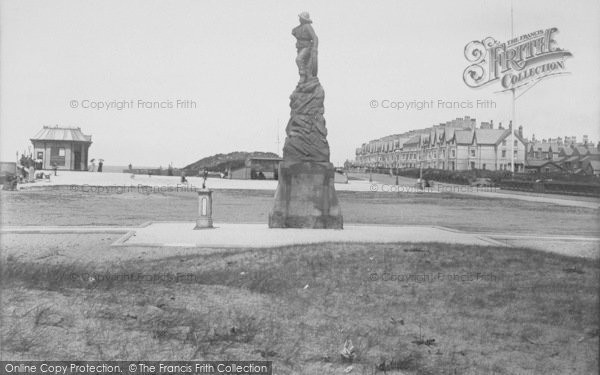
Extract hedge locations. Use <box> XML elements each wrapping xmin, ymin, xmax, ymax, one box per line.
<box><xmin>498</xmin><ymin>179</ymin><xmax>600</xmax><ymax>197</ymax></box>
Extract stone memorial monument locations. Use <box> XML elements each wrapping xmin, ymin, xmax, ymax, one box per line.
<box><xmin>269</xmin><ymin>12</ymin><xmax>343</xmax><ymax>229</ymax></box>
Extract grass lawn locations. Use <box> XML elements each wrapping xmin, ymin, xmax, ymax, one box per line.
<box><xmin>1</xmin><ymin>188</ymin><xmax>598</xmax><ymax>373</ymax></box>
<box><xmin>1</xmin><ymin>188</ymin><xmax>598</xmax><ymax>236</ymax></box>
<box><xmin>1</xmin><ymin>238</ymin><xmax>598</xmax><ymax>374</ymax></box>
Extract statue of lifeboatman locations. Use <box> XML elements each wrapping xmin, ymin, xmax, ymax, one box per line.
<box><xmin>292</xmin><ymin>12</ymin><xmax>318</xmax><ymax>83</ymax></box>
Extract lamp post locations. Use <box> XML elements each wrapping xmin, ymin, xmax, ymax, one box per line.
<box><xmin>418</xmin><ymin>148</ymin><xmax>424</xmax><ymax>190</ymax></box>
<box><xmin>395</xmin><ymin>154</ymin><xmax>399</xmax><ymax>186</ymax></box>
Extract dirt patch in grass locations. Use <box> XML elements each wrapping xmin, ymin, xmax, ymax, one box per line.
<box><xmin>1</xmin><ymin>242</ymin><xmax>598</xmax><ymax>374</ymax></box>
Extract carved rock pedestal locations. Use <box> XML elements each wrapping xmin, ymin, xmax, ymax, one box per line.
<box><xmin>269</xmin><ymin>160</ymin><xmax>343</xmax><ymax>229</ymax></box>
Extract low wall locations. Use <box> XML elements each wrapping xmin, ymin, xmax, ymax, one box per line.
<box><xmin>0</xmin><ymin>162</ymin><xmax>17</xmax><ymax>175</ymax></box>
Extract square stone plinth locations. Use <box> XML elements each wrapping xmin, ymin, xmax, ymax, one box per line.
<box><xmin>269</xmin><ymin>161</ymin><xmax>343</xmax><ymax>229</ymax></box>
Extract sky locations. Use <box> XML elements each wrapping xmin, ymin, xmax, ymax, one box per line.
<box><xmin>1</xmin><ymin>0</ymin><xmax>598</xmax><ymax>167</ymax></box>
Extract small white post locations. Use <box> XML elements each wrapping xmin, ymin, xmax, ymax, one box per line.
<box><xmin>194</xmin><ymin>188</ymin><xmax>214</xmax><ymax>229</ymax></box>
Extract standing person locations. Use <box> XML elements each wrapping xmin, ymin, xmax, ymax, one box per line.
<box><xmin>202</xmin><ymin>169</ymin><xmax>208</xmax><ymax>189</ymax></box>
<box><xmin>51</xmin><ymin>162</ymin><xmax>58</xmax><ymax>176</ymax></box>
<box><xmin>19</xmin><ymin>154</ymin><xmax>27</xmax><ymax>168</ymax></box>
<box><xmin>18</xmin><ymin>155</ymin><xmax>27</xmax><ymax>182</ymax></box>
<box><xmin>27</xmin><ymin>156</ymin><xmax>35</xmax><ymax>180</ymax></box>
<box><xmin>28</xmin><ymin>159</ymin><xmax>35</xmax><ymax>182</ymax></box>
<box><xmin>20</xmin><ymin>165</ymin><xmax>27</xmax><ymax>182</ymax></box>
<box><xmin>97</xmin><ymin>159</ymin><xmax>103</xmax><ymax>172</ymax></box>
<box><xmin>89</xmin><ymin>159</ymin><xmax>96</xmax><ymax>172</ymax></box>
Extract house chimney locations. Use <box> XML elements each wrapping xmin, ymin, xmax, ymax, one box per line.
<box><xmin>583</xmin><ymin>135</ymin><xmax>588</xmax><ymax>145</ymax></box>
<box><xmin>499</xmin><ymin>122</ymin><xmax>504</xmax><ymax>129</ymax></box>
<box><xmin>518</xmin><ymin>125</ymin><xmax>523</xmax><ymax>138</ymax></box>
<box><xmin>490</xmin><ymin>120</ymin><xmax>494</xmax><ymax>129</ymax></box>
<box><xmin>532</xmin><ymin>133</ymin><xmax>536</xmax><ymax>142</ymax></box>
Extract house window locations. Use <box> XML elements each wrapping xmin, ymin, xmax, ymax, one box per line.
<box><xmin>451</xmin><ymin>150</ymin><xmax>455</xmax><ymax>158</ymax></box>
<box><xmin>470</xmin><ymin>162</ymin><xmax>476</xmax><ymax>170</ymax></box>
<box><xmin>470</xmin><ymin>149</ymin><xmax>476</xmax><ymax>157</ymax></box>
<box><xmin>502</xmin><ymin>140</ymin><xmax>507</xmax><ymax>146</ymax></box>
<box><xmin>482</xmin><ymin>164</ymin><xmax>486</xmax><ymax>170</ymax></box>
<box><xmin>502</xmin><ymin>150</ymin><xmax>506</xmax><ymax>157</ymax></box>
<box><xmin>514</xmin><ymin>140</ymin><xmax>518</xmax><ymax>147</ymax></box>
<box><xmin>514</xmin><ymin>150</ymin><xmax>518</xmax><ymax>156</ymax></box>
<box><xmin>37</xmin><ymin>151</ymin><xmax>43</xmax><ymax>159</ymax></box>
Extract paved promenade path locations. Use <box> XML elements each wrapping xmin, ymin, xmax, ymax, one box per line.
<box><xmin>2</xmin><ymin>223</ymin><xmax>598</xmax><ymax>259</ymax></box>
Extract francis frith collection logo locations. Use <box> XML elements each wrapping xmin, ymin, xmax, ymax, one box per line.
<box><xmin>463</xmin><ymin>27</ymin><xmax>572</xmax><ymax>91</ymax></box>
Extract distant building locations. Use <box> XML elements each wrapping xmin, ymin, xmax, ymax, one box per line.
<box><xmin>229</xmin><ymin>157</ymin><xmax>282</xmax><ymax>180</ymax></box>
<box><xmin>228</xmin><ymin>156</ymin><xmax>349</xmax><ymax>183</ymax></box>
<box><xmin>529</xmin><ymin>135</ymin><xmax>600</xmax><ymax>175</ymax></box>
<box><xmin>354</xmin><ymin>116</ymin><xmax>527</xmax><ymax>172</ymax></box>
<box><xmin>584</xmin><ymin>160</ymin><xmax>600</xmax><ymax>176</ymax></box>
<box><xmin>30</xmin><ymin>126</ymin><xmax>92</xmax><ymax>170</ymax></box>
<box><xmin>524</xmin><ymin>159</ymin><xmax>564</xmax><ymax>174</ymax></box>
